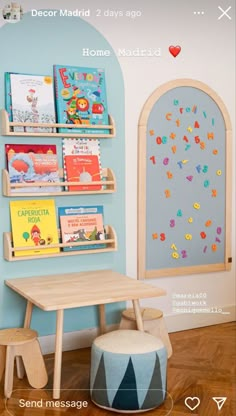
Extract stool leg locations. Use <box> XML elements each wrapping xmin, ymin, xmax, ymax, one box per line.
<box><xmin>158</xmin><ymin>318</ymin><xmax>172</xmax><ymax>358</ymax></box>
<box><xmin>0</xmin><ymin>345</ymin><xmax>6</xmax><ymax>382</ymax></box>
<box><xmin>4</xmin><ymin>346</ymin><xmax>15</xmax><ymax>399</ymax></box>
<box><xmin>16</xmin><ymin>357</ymin><xmax>25</xmax><ymax>379</ymax></box>
<box><xmin>15</xmin><ymin>341</ymin><xmax>48</xmax><ymax>389</ymax></box>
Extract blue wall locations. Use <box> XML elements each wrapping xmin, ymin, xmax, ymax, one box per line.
<box><xmin>0</xmin><ymin>13</ymin><xmax>125</xmax><ymax>335</ymax></box>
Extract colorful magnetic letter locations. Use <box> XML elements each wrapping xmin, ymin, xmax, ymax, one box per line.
<box><xmin>174</xmin><ymin>99</ymin><xmax>179</xmax><ymax>105</ymax></box>
<box><xmin>216</xmin><ymin>170</ymin><xmax>222</xmax><ymax>176</ymax></box>
<box><xmin>177</xmin><ymin>161</ymin><xmax>183</xmax><ymax>169</ymax></box>
<box><xmin>170</xmin><ymin>219</ymin><xmax>175</xmax><ymax>228</ymax></box>
<box><xmin>176</xmin><ymin>119</ymin><xmax>180</xmax><ymax>127</ymax></box>
<box><xmin>203</xmin><ymin>246</ymin><xmax>207</xmax><ymax>253</ymax></box>
<box><xmin>150</xmin><ymin>156</ymin><xmax>156</xmax><ymax>164</ymax></box>
<box><xmin>172</xmin><ymin>252</ymin><xmax>179</xmax><ymax>259</ymax></box>
<box><xmin>183</xmin><ymin>135</ymin><xmax>189</xmax><ymax>142</ymax></box>
<box><xmin>216</xmin><ymin>227</ymin><xmax>222</xmax><ymax>235</ymax></box>
<box><xmin>193</xmin><ymin>202</ymin><xmax>200</xmax><ymax>209</ymax></box>
<box><xmin>185</xmin><ymin>234</ymin><xmax>192</xmax><ymax>240</ymax></box>
<box><xmin>181</xmin><ymin>250</ymin><xmax>187</xmax><ymax>258</ymax></box>
<box><xmin>162</xmin><ymin>136</ymin><xmax>167</xmax><ymax>144</ymax></box>
<box><xmin>156</xmin><ymin>136</ymin><xmax>162</xmax><ymax>145</ymax></box>
<box><xmin>165</xmin><ymin>189</ymin><xmax>171</xmax><ymax>198</ymax></box>
<box><xmin>171</xmin><ymin>243</ymin><xmax>177</xmax><ymax>250</ymax></box>
<box><xmin>166</xmin><ymin>113</ymin><xmax>172</xmax><ymax>120</ymax></box>
<box><xmin>205</xmin><ymin>220</ymin><xmax>212</xmax><ymax>227</ymax></box>
<box><xmin>215</xmin><ymin>237</ymin><xmax>221</xmax><ymax>243</ymax></box>
<box><xmin>152</xmin><ymin>233</ymin><xmax>158</xmax><ymax>240</ymax></box>
<box><xmin>167</xmin><ymin>171</ymin><xmax>173</xmax><ymax>179</ymax></box>
<box><xmin>202</xmin><ymin>165</ymin><xmax>208</xmax><ymax>173</ymax></box>
<box><xmin>163</xmin><ymin>157</ymin><xmax>169</xmax><ymax>166</ymax></box>
<box><xmin>188</xmin><ymin>217</ymin><xmax>193</xmax><ymax>223</ymax></box>
<box><xmin>186</xmin><ymin>176</ymin><xmax>193</xmax><ymax>181</ymax></box>
<box><xmin>149</xmin><ymin>130</ymin><xmax>154</xmax><ymax>136</ymax></box>
<box><xmin>212</xmin><ymin>244</ymin><xmax>217</xmax><ymax>252</ymax></box>
<box><xmin>170</xmin><ymin>132</ymin><xmax>176</xmax><ymax>139</ymax></box>
<box><xmin>171</xmin><ymin>145</ymin><xmax>177</xmax><ymax>154</ymax></box>
<box><xmin>185</xmin><ymin>144</ymin><xmax>191</xmax><ymax>151</ymax></box>
<box><xmin>212</xmin><ymin>189</ymin><xmax>217</xmax><ymax>197</ymax></box>
<box><xmin>196</xmin><ymin>165</ymin><xmax>201</xmax><ymax>173</ymax></box>
<box><xmin>195</xmin><ymin>136</ymin><xmax>200</xmax><ymax>144</ymax></box>
<box><xmin>200</xmin><ymin>141</ymin><xmax>206</xmax><ymax>150</ymax></box>
<box><xmin>213</xmin><ymin>149</ymin><xmax>218</xmax><ymax>155</ymax></box>
<box><xmin>187</xmin><ymin>126</ymin><xmax>193</xmax><ymax>133</ymax></box>
<box><xmin>204</xmin><ymin>180</ymin><xmax>210</xmax><ymax>188</ymax></box>
<box><xmin>194</xmin><ymin>121</ymin><xmax>200</xmax><ymax>128</ymax></box>
<box><xmin>177</xmin><ymin>209</ymin><xmax>183</xmax><ymax>217</ymax></box>
<box><xmin>208</xmin><ymin>132</ymin><xmax>214</xmax><ymax>140</ymax></box>
<box><xmin>160</xmin><ymin>233</ymin><xmax>166</xmax><ymax>241</ymax></box>
<box><xmin>200</xmin><ymin>232</ymin><xmax>206</xmax><ymax>239</ymax></box>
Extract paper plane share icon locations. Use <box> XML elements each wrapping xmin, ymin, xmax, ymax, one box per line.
<box><xmin>212</xmin><ymin>397</ymin><xmax>227</xmax><ymax>411</ymax></box>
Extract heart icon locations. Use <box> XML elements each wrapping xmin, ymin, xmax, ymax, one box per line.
<box><xmin>169</xmin><ymin>45</ymin><xmax>181</xmax><ymax>58</ymax></box>
<box><xmin>185</xmin><ymin>397</ymin><xmax>201</xmax><ymax>411</ymax></box>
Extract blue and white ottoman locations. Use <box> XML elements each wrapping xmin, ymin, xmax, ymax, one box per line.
<box><xmin>90</xmin><ymin>329</ymin><xmax>167</xmax><ymax>413</ymax></box>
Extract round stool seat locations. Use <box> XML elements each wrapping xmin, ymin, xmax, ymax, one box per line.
<box><xmin>120</xmin><ymin>308</ymin><xmax>173</xmax><ymax>358</ymax></box>
<box><xmin>90</xmin><ymin>329</ymin><xmax>167</xmax><ymax>413</ymax></box>
<box><xmin>0</xmin><ymin>328</ymin><xmax>38</xmax><ymax>346</ymax></box>
<box><xmin>122</xmin><ymin>308</ymin><xmax>163</xmax><ymax>321</ymax></box>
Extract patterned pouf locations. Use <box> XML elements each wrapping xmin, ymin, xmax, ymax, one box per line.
<box><xmin>90</xmin><ymin>329</ymin><xmax>167</xmax><ymax>413</ymax></box>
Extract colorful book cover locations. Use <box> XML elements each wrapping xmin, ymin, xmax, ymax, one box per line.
<box><xmin>64</xmin><ymin>154</ymin><xmax>101</xmax><ymax>191</ymax></box>
<box><xmin>10</xmin><ymin>199</ymin><xmax>60</xmax><ymax>257</ymax></box>
<box><xmin>58</xmin><ymin>205</ymin><xmax>106</xmax><ymax>251</ymax></box>
<box><xmin>62</xmin><ymin>138</ymin><xmax>102</xmax><ymax>188</ymax></box>
<box><xmin>7</xmin><ymin>151</ymin><xmax>61</xmax><ymax>193</ymax></box>
<box><xmin>53</xmin><ymin>65</ymin><xmax>109</xmax><ymax>134</ymax></box>
<box><xmin>8</xmin><ymin>73</ymin><xmax>56</xmax><ymax>133</ymax></box>
<box><xmin>5</xmin><ymin>143</ymin><xmax>57</xmax><ymax>167</ymax></box>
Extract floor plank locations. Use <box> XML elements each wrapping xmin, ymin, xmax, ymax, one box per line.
<box><xmin>0</xmin><ymin>322</ymin><xmax>235</xmax><ymax>415</ymax></box>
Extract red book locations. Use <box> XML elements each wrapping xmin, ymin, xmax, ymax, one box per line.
<box><xmin>5</xmin><ymin>144</ymin><xmax>57</xmax><ymax>168</ymax></box>
<box><xmin>64</xmin><ymin>154</ymin><xmax>102</xmax><ymax>191</ymax></box>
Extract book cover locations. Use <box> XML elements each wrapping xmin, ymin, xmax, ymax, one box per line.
<box><xmin>8</xmin><ymin>73</ymin><xmax>56</xmax><ymax>133</ymax></box>
<box><xmin>58</xmin><ymin>205</ymin><xmax>106</xmax><ymax>251</ymax></box>
<box><xmin>53</xmin><ymin>65</ymin><xmax>109</xmax><ymax>134</ymax></box>
<box><xmin>7</xmin><ymin>151</ymin><xmax>61</xmax><ymax>193</ymax></box>
<box><xmin>62</xmin><ymin>138</ymin><xmax>102</xmax><ymax>187</ymax></box>
<box><xmin>10</xmin><ymin>199</ymin><xmax>60</xmax><ymax>257</ymax></box>
<box><xmin>64</xmin><ymin>154</ymin><xmax>102</xmax><ymax>191</ymax></box>
<box><xmin>5</xmin><ymin>143</ymin><xmax>57</xmax><ymax>167</ymax></box>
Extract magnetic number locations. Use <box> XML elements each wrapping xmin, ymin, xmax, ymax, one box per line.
<box><xmin>170</xmin><ymin>219</ymin><xmax>175</xmax><ymax>228</ymax></box>
<box><xmin>172</xmin><ymin>252</ymin><xmax>179</xmax><ymax>259</ymax></box>
<box><xmin>160</xmin><ymin>233</ymin><xmax>166</xmax><ymax>241</ymax></box>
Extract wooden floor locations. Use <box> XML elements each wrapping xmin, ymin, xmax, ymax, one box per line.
<box><xmin>0</xmin><ymin>322</ymin><xmax>235</xmax><ymax>415</ymax></box>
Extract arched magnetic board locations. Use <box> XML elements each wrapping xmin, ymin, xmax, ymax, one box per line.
<box><xmin>138</xmin><ymin>79</ymin><xmax>232</xmax><ymax>279</ymax></box>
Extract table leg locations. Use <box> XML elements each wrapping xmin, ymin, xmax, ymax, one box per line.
<box><xmin>24</xmin><ymin>301</ymin><xmax>33</xmax><ymax>328</ymax></box>
<box><xmin>132</xmin><ymin>299</ymin><xmax>144</xmax><ymax>331</ymax></box>
<box><xmin>98</xmin><ymin>304</ymin><xmax>106</xmax><ymax>334</ymax></box>
<box><xmin>17</xmin><ymin>300</ymin><xmax>34</xmax><ymax>379</ymax></box>
<box><xmin>53</xmin><ymin>309</ymin><xmax>64</xmax><ymax>399</ymax></box>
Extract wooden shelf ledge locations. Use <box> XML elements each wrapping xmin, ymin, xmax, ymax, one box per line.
<box><xmin>2</xmin><ymin>168</ymin><xmax>116</xmax><ymax>196</ymax></box>
<box><xmin>3</xmin><ymin>225</ymin><xmax>117</xmax><ymax>261</ymax></box>
<box><xmin>0</xmin><ymin>109</ymin><xmax>116</xmax><ymax>138</ymax></box>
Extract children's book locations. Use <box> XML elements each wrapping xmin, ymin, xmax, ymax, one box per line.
<box><xmin>10</xmin><ymin>199</ymin><xmax>60</xmax><ymax>257</ymax></box>
<box><xmin>64</xmin><ymin>154</ymin><xmax>101</xmax><ymax>191</ymax></box>
<box><xmin>62</xmin><ymin>138</ymin><xmax>102</xmax><ymax>189</ymax></box>
<box><xmin>5</xmin><ymin>143</ymin><xmax>57</xmax><ymax>167</ymax></box>
<box><xmin>53</xmin><ymin>65</ymin><xmax>109</xmax><ymax>134</ymax></box>
<box><xmin>58</xmin><ymin>205</ymin><xmax>106</xmax><ymax>251</ymax></box>
<box><xmin>6</xmin><ymin>144</ymin><xmax>61</xmax><ymax>193</ymax></box>
<box><xmin>7</xmin><ymin>73</ymin><xmax>56</xmax><ymax>133</ymax></box>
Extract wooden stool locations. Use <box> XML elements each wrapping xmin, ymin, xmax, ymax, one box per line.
<box><xmin>119</xmin><ymin>308</ymin><xmax>173</xmax><ymax>358</ymax></box>
<box><xmin>0</xmin><ymin>328</ymin><xmax>48</xmax><ymax>398</ymax></box>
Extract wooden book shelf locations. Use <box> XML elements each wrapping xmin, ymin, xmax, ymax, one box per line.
<box><xmin>2</xmin><ymin>168</ymin><xmax>116</xmax><ymax>196</ymax></box>
<box><xmin>0</xmin><ymin>109</ymin><xmax>116</xmax><ymax>138</ymax></box>
<box><xmin>3</xmin><ymin>225</ymin><xmax>117</xmax><ymax>261</ymax></box>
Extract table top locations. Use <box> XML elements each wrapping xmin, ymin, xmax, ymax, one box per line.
<box><xmin>5</xmin><ymin>269</ymin><xmax>166</xmax><ymax>311</ymax></box>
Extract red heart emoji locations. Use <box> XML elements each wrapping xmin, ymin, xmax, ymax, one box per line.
<box><xmin>169</xmin><ymin>45</ymin><xmax>181</xmax><ymax>58</ymax></box>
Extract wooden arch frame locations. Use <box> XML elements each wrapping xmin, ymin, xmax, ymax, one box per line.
<box><xmin>138</xmin><ymin>79</ymin><xmax>232</xmax><ymax>279</ymax></box>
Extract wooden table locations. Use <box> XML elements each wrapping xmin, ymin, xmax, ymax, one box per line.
<box><xmin>5</xmin><ymin>269</ymin><xmax>166</xmax><ymax>399</ymax></box>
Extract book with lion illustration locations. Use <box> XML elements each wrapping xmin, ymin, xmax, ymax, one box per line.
<box><xmin>10</xmin><ymin>199</ymin><xmax>59</xmax><ymax>257</ymax></box>
<box><xmin>53</xmin><ymin>65</ymin><xmax>109</xmax><ymax>134</ymax></box>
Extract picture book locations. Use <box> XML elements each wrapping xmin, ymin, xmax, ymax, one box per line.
<box><xmin>7</xmin><ymin>73</ymin><xmax>56</xmax><ymax>133</ymax></box>
<box><xmin>58</xmin><ymin>205</ymin><xmax>106</xmax><ymax>251</ymax></box>
<box><xmin>62</xmin><ymin>138</ymin><xmax>102</xmax><ymax>188</ymax></box>
<box><xmin>53</xmin><ymin>65</ymin><xmax>109</xmax><ymax>134</ymax></box>
<box><xmin>7</xmin><ymin>151</ymin><xmax>61</xmax><ymax>193</ymax></box>
<box><xmin>64</xmin><ymin>154</ymin><xmax>101</xmax><ymax>191</ymax></box>
<box><xmin>10</xmin><ymin>199</ymin><xmax>60</xmax><ymax>257</ymax></box>
<box><xmin>5</xmin><ymin>143</ymin><xmax>57</xmax><ymax>167</ymax></box>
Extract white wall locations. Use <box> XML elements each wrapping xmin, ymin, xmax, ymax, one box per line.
<box><xmin>1</xmin><ymin>0</ymin><xmax>235</xmax><ymax>332</ymax></box>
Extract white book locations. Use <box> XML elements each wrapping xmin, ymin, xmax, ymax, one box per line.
<box><xmin>10</xmin><ymin>73</ymin><xmax>56</xmax><ymax>132</ymax></box>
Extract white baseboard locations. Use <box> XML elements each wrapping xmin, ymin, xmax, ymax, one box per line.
<box><xmin>165</xmin><ymin>304</ymin><xmax>236</xmax><ymax>333</ymax></box>
<box><xmin>39</xmin><ymin>305</ymin><xmax>235</xmax><ymax>355</ymax></box>
<box><xmin>39</xmin><ymin>324</ymin><xmax>119</xmax><ymax>355</ymax></box>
